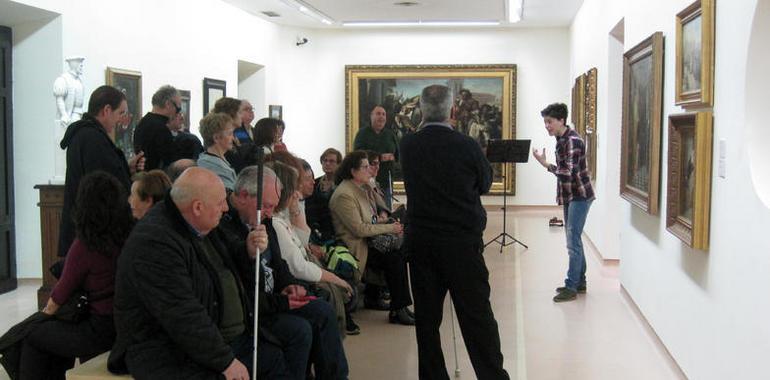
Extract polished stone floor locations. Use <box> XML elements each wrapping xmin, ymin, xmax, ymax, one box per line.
<box><xmin>0</xmin><ymin>208</ymin><xmax>686</xmax><ymax>379</ymax></box>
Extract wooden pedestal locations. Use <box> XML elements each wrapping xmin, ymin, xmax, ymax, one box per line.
<box><xmin>34</xmin><ymin>184</ymin><xmax>64</xmax><ymax>310</ymax></box>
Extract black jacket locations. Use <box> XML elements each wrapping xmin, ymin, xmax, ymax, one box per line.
<box><xmin>400</xmin><ymin>124</ymin><xmax>492</xmax><ymax>239</ymax></box>
<box><xmin>108</xmin><ymin>195</ymin><xmax>251</xmax><ymax>377</ymax></box>
<box><xmin>133</xmin><ymin>112</ymin><xmax>177</xmax><ymax>170</ymax></box>
<box><xmin>58</xmin><ymin>115</ymin><xmax>131</xmax><ymax>257</ymax></box>
<box><xmin>218</xmin><ymin>204</ymin><xmax>297</xmax><ymax>321</ymax></box>
<box><xmin>0</xmin><ymin>312</ymin><xmax>52</xmax><ymax>379</ymax></box>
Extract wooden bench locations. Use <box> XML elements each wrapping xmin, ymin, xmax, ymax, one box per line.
<box><xmin>66</xmin><ymin>352</ymin><xmax>133</xmax><ymax>379</ymax></box>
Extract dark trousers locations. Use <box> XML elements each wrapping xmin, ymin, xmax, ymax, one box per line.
<box><xmin>19</xmin><ymin>314</ymin><xmax>115</xmax><ymax>380</ymax></box>
<box><xmin>366</xmin><ymin>246</ymin><xmax>413</xmax><ymax>310</ymax></box>
<box><xmin>408</xmin><ymin>236</ymin><xmax>509</xmax><ymax>380</ymax></box>
<box><xmin>267</xmin><ymin>299</ymin><xmax>348</xmax><ymax>380</ymax></box>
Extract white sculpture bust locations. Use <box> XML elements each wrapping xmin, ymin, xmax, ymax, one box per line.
<box><xmin>53</xmin><ymin>56</ymin><xmax>85</xmax><ymax>128</ymax></box>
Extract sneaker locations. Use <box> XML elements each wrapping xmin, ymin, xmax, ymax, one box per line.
<box><xmin>556</xmin><ymin>284</ymin><xmax>587</xmax><ymax>293</ymax></box>
<box><xmin>553</xmin><ymin>288</ymin><xmax>578</xmax><ymax>302</ymax></box>
<box><xmin>345</xmin><ymin>317</ymin><xmax>361</xmax><ymax>335</ymax></box>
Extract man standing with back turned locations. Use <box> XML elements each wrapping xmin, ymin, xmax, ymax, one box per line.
<box><xmin>401</xmin><ymin>85</ymin><xmax>509</xmax><ymax>380</ymax></box>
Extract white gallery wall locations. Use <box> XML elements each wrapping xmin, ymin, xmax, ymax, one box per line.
<box><xmin>269</xmin><ymin>26</ymin><xmax>570</xmax><ymax>206</ymax></box>
<box><xmin>571</xmin><ymin>0</ymin><xmax>770</xmax><ymax>378</ymax></box>
<box><xmin>6</xmin><ymin>0</ymin><xmax>286</xmax><ymax>277</ymax></box>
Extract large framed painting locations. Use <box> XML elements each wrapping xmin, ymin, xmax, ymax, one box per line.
<box><xmin>345</xmin><ymin>64</ymin><xmax>517</xmax><ymax>194</ymax></box>
<box><xmin>203</xmin><ymin>78</ymin><xmax>226</xmax><ymax>115</ymax></box>
<box><xmin>585</xmin><ymin>68</ymin><xmax>598</xmax><ymax>180</ymax></box>
<box><xmin>620</xmin><ymin>32</ymin><xmax>665</xmax><ymax>215</ymax></box>
<box><xmin>105</xmin><ymin>67</ymin><xmax>141</xmax><ymax>158</ymax></box>
<box><xmin>666</xmin><ymin>112</ymin><xmax>712</xmax><ymax>250</ymax></box>
<box><xmin>675</xmin><ymin>0</ymin><xmax>715</xmax><ymax>109</ymax></box>
<box><xmin>179</xmin><ymin>89</ymin><xmax>191</xmax><ymax>132</ymax></box>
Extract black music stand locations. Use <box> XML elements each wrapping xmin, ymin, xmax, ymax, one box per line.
<box><xmin>484</xmin><ymin>139</ymin><xmax>531</xmax><ymax>253</ymax></box>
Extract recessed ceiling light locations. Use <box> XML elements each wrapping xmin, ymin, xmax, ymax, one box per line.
<box><xmin>394</xmin><ymin>1</ymin><xmax>420</xmax><ymax>6</ymax></box>
<box><xmin>261</xmin><ymin>11</ymin><xmax>281</xmax><ymax>17</ymax></box>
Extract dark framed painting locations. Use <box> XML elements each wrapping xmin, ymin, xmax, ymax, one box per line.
<box><xmin>345</xmin><ymin>64</ymin><xmax>517</xmax><ymax>194</ymax></box>
<box><xmin>675</xmin><ymin>0</ymin><xmax>715</xmax><ymax>109</ymax></box>
<box><xmin>269</xmin><ymin>105</ymin><xmax>283</xmax><ymax>120</ymax></box>
<box><xmin>666</xmin><ymin>112</ymin><xmax>712</xmax><ymax>250</ymax></box>
<box><xmin>105</xmin><ymin>67</ymin><xmax>142</xmax><ymax>158</ymax></box>
<box><xmin>620</xmin><ymin>32</ymin><xmax>665</xmax><ymax>215</ymax></box>
<box><xmin>179</xmin><ymin>89</ymin><xmax>191</xmax><ymax>132</ymax></box>
<box><xmin>203</xmin><ymin>77</ymin><xmax>226</xmax><ymax>115</ymax></box>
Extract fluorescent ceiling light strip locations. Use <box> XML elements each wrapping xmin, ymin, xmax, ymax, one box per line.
<box><xmin>280</xmin><ymin>0</ymin><xmax>335</xmax><ymax>24</ymax></box>
<box><xmin>508</xmin><ymin>0</ymin><xmax>523</xmax><ymax>23</ymax></box>
<box><xmin>343</xmin><ymin>20</ymin><xmax>500</xmax><ymax>27</ymax></box>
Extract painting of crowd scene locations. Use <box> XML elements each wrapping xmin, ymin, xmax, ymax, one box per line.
<box><xmin>355</xmin><ymin>77</ymin><xmax>506</xmax><ymax>183</ymax></box>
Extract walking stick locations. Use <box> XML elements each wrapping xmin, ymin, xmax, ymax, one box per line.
<box><xmin>449</xmin><ymin>298</ymin><xmax>461</xmax><ymax>377</ymax></box>
<box><xmin>252</xmin><ymin>147</ymin><xmax>265</xmax><ymax>376</ymax></box>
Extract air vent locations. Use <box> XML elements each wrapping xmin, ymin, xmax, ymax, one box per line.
<box><xmin>394</xmin><ymin>1</ymin><xmax>420</xmax><ymax>6</ymax></box>
<box><xmin>261</xmin><ymin>11</ymin><xmax>281</xmax><ymax>17</ymax></box>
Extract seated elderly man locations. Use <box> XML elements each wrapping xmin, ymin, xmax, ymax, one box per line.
<box><xmin>109</xmin><ymin>167</ymin><xmax>273</xmax><ymax>379</ymax></box>
<box><xmin>219</xmin><ymin>164</ymin><xmax>349</xmax><ymax>379</ymax></box>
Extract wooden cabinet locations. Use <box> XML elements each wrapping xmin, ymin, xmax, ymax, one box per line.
<box><xmin>34</xmin><ymin>184</ymin><xmax>64</xmax><ymax>310</ymax></box>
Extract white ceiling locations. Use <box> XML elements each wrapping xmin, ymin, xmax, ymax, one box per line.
<box><xmin>223</xmin><ymin>0</ymin><xmax>584</xmax><ymax>28</ymax></box>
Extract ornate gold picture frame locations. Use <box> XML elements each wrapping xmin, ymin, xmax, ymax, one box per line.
<box><xmin>620</xmin><ymin>32</ymin><xmax>665</xmax><ymax>215</ymax></box>
<box><xmin>675</xmin><ymin>0</ymin><xmax>715</xmax><ymax>109</ymax></box>
<box><xmin>345</xmin><ymin>64</ymin><xmax>517</xmax><ymax>194</ymax></box>
<box><xmin>666</xmin><ymin>112</ymin><xmax>712</xmax><ymax>250</ymax></box>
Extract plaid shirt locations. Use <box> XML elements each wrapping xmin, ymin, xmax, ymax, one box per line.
<box><xmin>547</xmin><ymin>127</ymin><xmax>595</xmax><ymax>205</ymax></box>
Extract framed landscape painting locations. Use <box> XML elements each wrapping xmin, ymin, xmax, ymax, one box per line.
<box><xmin>345</xmin><ymin>64</ymin><xmax>517</xmax><ymax>194</ymax></box>
<box><xmin>676</xmin><ymin>0</ymin><xmax>715</xmax><ymax>109</ymax></box>
<box><xmin>620</xmin><ymin>32</ymin><xmax>665</xmax><ymax>215</ymax></box>
<box><xmin>666</xmin><ymin>112</ymin><xmax>712</xmax><ymax>250</ymax></box>
<box><xmin>203</xmin><ymin>77</ymin><xmax>226</xmax><ymax>115</ymax></box>
<box><xmin>106</xmin><ymin>67</ymin><xmax>141</xmax><ymax>158</ymax></box>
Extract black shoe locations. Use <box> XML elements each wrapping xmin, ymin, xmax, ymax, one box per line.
<box><xmin>364</xmin><ymin>298</ymin><xmax>390</xmax><ymax>311</ymax></box>
<box><xmin>553</xmin><ymin>288</ymin><xmax>578</xmax><ymax>302</ymax></box>
<box><xmin>345</xmin><ymin>317</ymin><xmax>361</xmax><ymax>335</ymax></box>
<box><xmin>404</xmin><ymin>307</ymin><xmax>415</xmax><ymax>319</ymax></box>
<box><xmin>389</xmin><ymin>308</ymin><xmax>415</xmax><ymax>325</ymax></box>
<box><xmin>556</xmin><ymin>283</ymin><xmax>587</xmax><ymax>293</ymax></box>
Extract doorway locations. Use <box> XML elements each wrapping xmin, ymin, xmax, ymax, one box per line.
<box><xmin>0</xmin><ymin>25</ymin><xmax>16</xmax><ymax>294</ymax></box>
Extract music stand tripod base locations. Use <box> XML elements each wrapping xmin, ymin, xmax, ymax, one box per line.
<box><xmin>483</xmin><ymin>139</ymin><xmax>531</xmax><ymax>253</ymax></box>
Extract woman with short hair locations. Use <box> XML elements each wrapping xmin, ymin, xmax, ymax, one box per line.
<box><xmin>128</xmin><ymin>169</ymin><xmax>172</xmax><ymax>220</ymax></box>
<box><xmin>197</xmin><ymin>112</ymin><xmax>237</xmax><ymax>190</ymax></box>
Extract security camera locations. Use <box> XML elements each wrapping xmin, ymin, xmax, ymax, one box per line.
<box><xmin>296</xmin><ymin>37</ymin><xmax>309</xmax><ymax>46</ymax></box>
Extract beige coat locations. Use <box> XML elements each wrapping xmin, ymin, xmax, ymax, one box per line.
<box><xmin>329</xmin><ymin>179</ymin><xmax>393</xmax><ymax>280</ymax></box>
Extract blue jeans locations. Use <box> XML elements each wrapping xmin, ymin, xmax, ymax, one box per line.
<box><xmin>563</xmin><ymin>200</ymin><xmax>592</xmax><ymax>290</ymax></box>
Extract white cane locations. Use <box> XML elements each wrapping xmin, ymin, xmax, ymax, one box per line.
<box><xmin>449</xmin><ymin>298</ymin><xmax>461</xmax><ymax>377</ymax></box>
<box><xmin>253</xmin><ymin>148</ymin><xmax>265</xmax><ymax>378</ymax></box>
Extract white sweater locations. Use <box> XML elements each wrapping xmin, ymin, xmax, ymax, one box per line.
<box><xmin>272</xmin><ymin>210</ymin><xmax>322</xmax><ymax>282</ymax></box>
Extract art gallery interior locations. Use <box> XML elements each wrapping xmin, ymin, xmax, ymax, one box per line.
<box><xmin>1</xmin><ymin>0</ymin><xmax>769</xmax><ymax>378</ymax></box>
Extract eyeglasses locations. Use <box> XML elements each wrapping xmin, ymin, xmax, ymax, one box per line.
<box><xmin>170</xmin><ymin>100</ymin><xmax>182</xmax><ymax>114</ymax></box>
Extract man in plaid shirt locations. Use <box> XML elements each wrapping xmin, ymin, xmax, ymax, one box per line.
<box><xmin>533</xmin><ymin>103</ymin><xmax>595</xmax><ymax>302</ymax></box>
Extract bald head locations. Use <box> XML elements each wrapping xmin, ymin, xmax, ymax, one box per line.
<box><xmin>170</xmin><ymin>167</ymin><xmax>228</xmax><ymax>234</ymax></box>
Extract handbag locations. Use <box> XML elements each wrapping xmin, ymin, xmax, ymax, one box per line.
<box><xmin>368</xmin><ymin>232</ymin><xmax>403</xmax><ymax>254</ymax></box>
<box><xmin>55</xmin><ymin>290</ymin><xmax>90</xmax><ymax>323</ymax></box>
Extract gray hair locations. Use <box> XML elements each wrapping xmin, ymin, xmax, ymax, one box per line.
<box><xmin>234</xmin><ymin>165</ymin><xmax>279</xmax><ymax>196</ymax></box>
<box><xmin>420</xmin><ymin>85</ymin><xmax>453</xmax><ymax>123</ymax></box>
<box><xmin>151</xmin><ymin>85</ymin><xmax>179</xmax><ymax>107</ymax></box>
<box><xmin>199</xmin><ymin>112</ymin><xmax>233</xmax><ymax>147</ymax></box>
